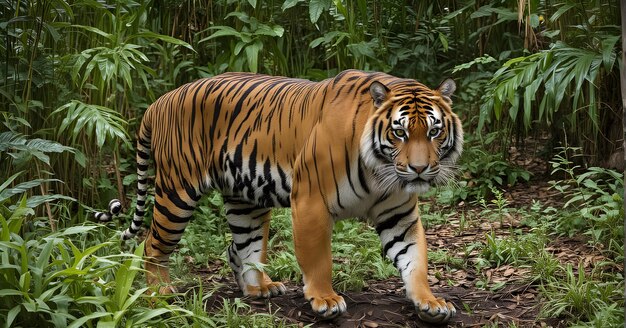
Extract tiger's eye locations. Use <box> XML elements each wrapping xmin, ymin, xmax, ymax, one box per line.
<box><xmin>428</xmin><ymin>128</ymin><xmax>441</xmax><ymax>138</ymax></box>
<box><xmin>393</xmin><ymin>129</ymin><xmax>406</xmax><ymax>139</ymax></box>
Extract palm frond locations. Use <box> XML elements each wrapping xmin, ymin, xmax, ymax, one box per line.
<box><xmin>52</xmin><ymin>100</ymin><xmax>129</xmax><ymax>148</ymax></box>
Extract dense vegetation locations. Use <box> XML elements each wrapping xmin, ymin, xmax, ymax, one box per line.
<box><xmin>1</xmin><ymin>0</ymin><xmax>623</xmax><ymax>327</ymax></box>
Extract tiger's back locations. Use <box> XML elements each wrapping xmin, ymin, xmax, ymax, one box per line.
<box><xmin>142</xmin><ymin>72</ymin><xmax>332</xmax><ymax>208</ymax></box>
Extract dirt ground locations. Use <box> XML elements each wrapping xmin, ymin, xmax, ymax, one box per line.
<box><xmin>200</xmin><ymin>275</ymin><xmax>552</xmax><ymax>327</ymax></box>
<box><xmin>190</xmin><ymin>150</ymin><xmax>613</xmax><ymax>327</ymax></box>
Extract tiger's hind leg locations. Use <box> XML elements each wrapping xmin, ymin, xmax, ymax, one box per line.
<box><xmin>144</xmin><ymin>181</ymin><xmax>200</xmax><ymax>294</ymax></box>
<box><xmin>224</xmin><ymin>201</ymin><xmax>286</xmax><ymax>298</ymax></box>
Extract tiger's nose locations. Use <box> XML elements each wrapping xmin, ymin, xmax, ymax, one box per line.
<box><xmin>408</xmin><ymin>164</ymin><xmax>428</xmax><ymax>174</ymax></box>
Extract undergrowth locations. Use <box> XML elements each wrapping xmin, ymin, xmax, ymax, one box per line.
<box><xmin>2</xmin><ymin>147</ymin><xmax>622</xmax><ymax>327</ymax></box>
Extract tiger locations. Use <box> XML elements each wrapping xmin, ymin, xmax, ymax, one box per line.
<box><xmin>95</xmin><ymin>69</ymin><xmax>462</xmax><ymax>323</ymax></box>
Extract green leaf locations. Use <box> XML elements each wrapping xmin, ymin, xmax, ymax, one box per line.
<box><xmin>68</xmin><ymin>312</ymin><xmax>112</xmax><ymax>328</ymax></box>
<box><xmin>71</xmin><ymin>24</ymin><xmax>113</xmax><ymax>40</ymax></box>
<box><xmin>282</xmin><ymin>0</ymin><xmax>302</xmax><ymax>11</ymax></box>
<box><xmin>54</xmin><ymin>225</ymin><xmax>99</xmax><ymax>237</ymax></box>
<box><xmin>198</xmin><ymin>26</ymin><xmax>242</xmax><ymax>43</ymax></box>
<box><xmin>0</xmin><ymin>179</ymin><xmax>61</xmax><ymax>203</ymax></box>
<box><xmin>52</xmin><ymin>100</ymin><xmax>129</xmax><ymax>148</ymax></box>
<box><xmin>247</xmin><ymin>0</ymin><xmax>257</xmax><ymax>8</ymax></box>
<box><xmin>0</xmin><ymin>171</ymin><xmax>24</xmax><ymax>194</ymax></box>
<box><xmin>438</xmin><ymin>32</ymin><xmax>449</xmax><ymax>52</ymax></box>
<box><xmin>6</xmin><ymin>305</ymin><xmax>21</xmax><ymax>328</ymax></box>
<box><xmin>113</xmin><ymin>243</ymin><xmax>145</xmax><ymax>310</ymax></box>
<box><xmin>309</xmin><ymin>0</ymin><xmax>328</xmax><ymax>24</ymax></box>
<box><xmin>272</xmin><ymin>25</ymin><xmax>285</xmax><ymax>38</ymax></box>
<box><xmin>23</xmin><ymin>194</ymin><xmax>76</xmax><ymax>209</ymax></box>
<box><xmin>96</xmin><ymin>320</ymin><xmax>116</xmax><ymax>328</ymax></box>
<box><xmin>234</xmin><ymin>41</ymin><xmax>247</xmax><ymax>56</ymax></box>
<box><xmin>600</xmin><ymin>35</ymin><xmax>619</xmax><ymax>72</ymax></box>
<box><xmin>133</xmin><ymin>32</ymin><xmax>195</xmax><ymax>52</ymax></box>
<box><xmin>549</xmin><ymin>3</ymin><xmax>576</xmax><ymax>22</ymax></box>
<box><xmin>19</xmin><ymin>271</ymin><xmax>31</xmax><ymax>293</ymax></box>
<box><xmin>133</xmin><ymin>307</ymin><xmax>179</xmax><ymax>325</ymax></box>
<box><xmin>309</xmin><ymin>36</ymin><xmax>325</xmax><ymax>48</ymax></box>
<box><xmin>0</xmin><ymin>288</ymin><xmax>25</xmax><ymax>297</ymax></box>
<box><xmin>122</xmin><ymin>174</ymin><xmax>138</xmax><ymax>186</ymax></box>
<box><xmin>74</xmin><ymin>149</ymin><xmax>87</xmax><ymax>168</ymax></box>
<box><xmin>122</xmin><ymin>287</ymin><xmax>150</xmax><ymax>311</ymax></box>
<box><xmin>245</xmin><ymin>40</ymin><xmax>263</xmax><ymax>73</ymax></box>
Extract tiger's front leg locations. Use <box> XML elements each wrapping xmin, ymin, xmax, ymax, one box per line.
<box><xmin>291</xmin><ymin>197</ymin><xmax>347</xmax><ymax>318</ymax></box>
<box><xmin>373</xmin><ymin>194</ymin><xmax>456</xmax><ymax>323</ymax></box>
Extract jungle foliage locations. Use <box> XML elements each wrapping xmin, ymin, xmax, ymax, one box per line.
<box><xmin>0</xmin><ymin>0</ymin><xmax>623</xmax><ymax>327</ymax></box>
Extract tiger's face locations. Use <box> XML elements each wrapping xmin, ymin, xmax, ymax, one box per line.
<box><xmin>360</xmin><ymin>78</ymin><xmax>463</xmax><ymax>194</ymax></box>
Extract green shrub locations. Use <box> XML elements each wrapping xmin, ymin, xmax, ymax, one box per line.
<box><xmin>438</xmin><ymin>135</ymin><xmax>531</xmax><ymax>204</ymax></box>
<box><xmin>0</xmin><ymin>192</ymin><xmax>196</xmax><ymax>327</ymax></box>
<box><xmin>549</xmin><ymin>148</ymin><xmax>624</xmax><ymax>260</ymax></box>
<box><xmin>540</xmin><ymin>263</ymin><xmax>624</xmax><ymax>325</ymax></box>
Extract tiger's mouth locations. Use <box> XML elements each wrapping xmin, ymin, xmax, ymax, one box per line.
<box><xmin>399</xmin><ymin>178</ymin><xmax>432</xmax><ymax>194</ymax></box>
<box><xmin>370</xmin><ymin>163</ymin><xmax>441</xmax><ymax>194</ymax></box>
<box><xmin>394</xmin><ymin>172</ymin><xmax>434</xmax><ymax>193</ymax></box>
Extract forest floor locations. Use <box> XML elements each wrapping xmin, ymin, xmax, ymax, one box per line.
<box><xmin>188</xmin><ymin>152</ymin><xmax>611</xmax><ymax>327</ymax></box>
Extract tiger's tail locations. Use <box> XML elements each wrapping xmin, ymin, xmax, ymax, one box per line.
<box><xmin>94</xmin><ymin>109</ymin><xmax>153</xmax><ymax>240</ymax></box>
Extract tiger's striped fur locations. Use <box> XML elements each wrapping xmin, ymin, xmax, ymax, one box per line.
<box><xmin>96</xmin><ymin>70</ymin><xmax>462</xmax><ymax>323</ymax></box>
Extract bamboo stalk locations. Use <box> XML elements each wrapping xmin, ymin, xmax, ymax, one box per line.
<box><xmin>35</xmin><ymin>161</ymin><xmax>56</xmax><ymax>231</ymax></box>
<box><xmin>113</xmin><ymin>146</ymin><xmax>126</xmax><ymax>209</ymax></box>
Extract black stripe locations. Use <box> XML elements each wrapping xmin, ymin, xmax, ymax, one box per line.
<box><xmin>377</xmin><ymin>199</ymin><xmax>411</xmax><ymax>219</ymax></box>
<box><xmin>229</xmin><ymin>223</ymin><xmax>262</xmax><ymax>234</ymax></box>
<box><xmin>393</xmin><ymin>242</ymin><xmax>415</xmax><ymax>267</ymax></box>
<box><xmin>155</xmin><ymin>202</ymin><xmax>190</xmax><ymax>223</ymax></box>
<box><xmin>151</xmin><ymin>227</ymin><xmax>178</xmax><ymax>247</ymax></box>
<box><xmin>375</xmin><ymin>208</ymin><xmax>414</xmax><ymax>234</ymax></box>
<box><xmin>137</xmin><ymin>150</ymin><xmax>149</xmax><ymax>160</ymax></box>
<box><xmin>235</xmin><ymin>235</ymin><xmax>263</xmax><ymax>251</ymax></box>
<box><xmin>328</xmin><ymin>146</ymin><xmax>344</xmax><ymax>209</ymax></box>
<box><xmin>310</xmin><ymin>137</ymin><xmax>332</xmax><ymax>215</ymax></box>
<box><xmin>382</xmin><ymin>221</ymin><xmax>416</xmax><ymax>256</ymax></box>
<box><xmin>357</xmin><ymin>157</ymin><xmax>370</xmax><ymax>193</ymax></box>
<box><xmin>154</xmin><ymin>217</ymin><xmax>186</xmax><ymax>234</ymax></box>
<box><xmin>184</xmin><ymin>182</ymin><xmax>201</xmax><ymax>202</ymax></box>
<box><xmin>164</xmin><ymin>188</ymin><xmax>195</xmax><ymax>211</ymax></box>
<box><xmin>344</xmin><ymin>146</ymin><xmax>362</xmax><ymax>199</ymax></box>
<box><xmin>226</xmin><ymin>79</ymin><xmax>269</xmax><ymax>135</ymax></box>
<box><xmin>149</xmin><ymin>242</ymin><xmax>173</xmax><ymax>255</ymax></box>
<box><xmin>226</xmin><ymin>207</ymin><xmax>256</xmax><ymax>216</ymax></box>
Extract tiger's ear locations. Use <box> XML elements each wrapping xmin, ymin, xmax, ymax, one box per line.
<box><xmin>437</xmin><ymin>78</ymin><xmax>456</xmax><ymax>102</ymax></box>
<box><xmin>369</xmin><ymin>81</ymin><xmax>389</xmax><ymax>108</ymax></box>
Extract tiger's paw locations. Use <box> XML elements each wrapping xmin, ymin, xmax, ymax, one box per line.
<box><xmin>244</xmin><ymin>281</ymin><xmax>287</xmax><ymax>298</ymax></box>
<box><xmin>159</xmin><ymin>285</ymin><xmax>178</xmax><ymax>294</ymax></box>
<box><xmin>415</xmin><ymin>296</ymin><xmax>456</xmax><ymax>324</ymax></box>
<box><xmin>146</xmin><ymin>285</ymin><xmax>178</xmax><ymax>296</ymax></box>
<box><xmin>306</xmin><ymin>292</ymin><xmax>347</xmax><ymax>318</ymax></box>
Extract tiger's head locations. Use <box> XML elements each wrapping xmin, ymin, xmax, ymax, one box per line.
<box><xmin>360</xmin><ymin>78</ymin><xmax>463</xmax><ymax>194</ymax></box>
